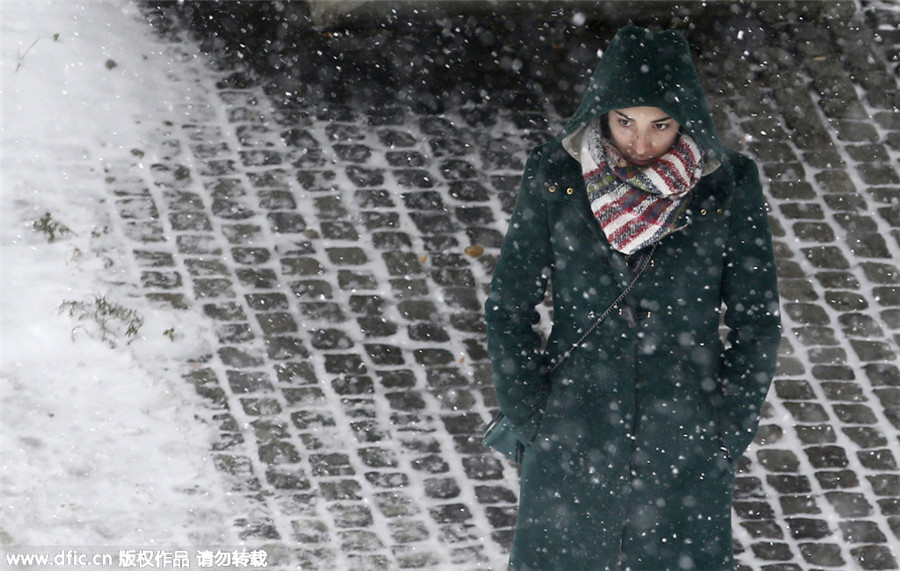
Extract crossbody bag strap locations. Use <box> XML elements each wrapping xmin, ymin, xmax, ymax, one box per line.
<box><xmin>547</xmin><ymin>243</ymin><xmax>657</xmax><ymax>378</ymax></box>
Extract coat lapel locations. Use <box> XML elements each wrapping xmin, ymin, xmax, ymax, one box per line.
<box><xmin>543</xmin><ymin>147</ymin><xmax>634</xmax><ymax>288</ymax></box>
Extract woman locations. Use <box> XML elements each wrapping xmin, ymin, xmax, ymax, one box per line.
<box><xmin>484</xmin><ymin>25</ymin><xmax>781</xmax><ymax>570</ymax></box>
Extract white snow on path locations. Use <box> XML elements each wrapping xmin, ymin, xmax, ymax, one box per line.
<box><xmin>1</xmin><ymin>0</ymin><xmax>235</xmax><ymax>553</ymax></box>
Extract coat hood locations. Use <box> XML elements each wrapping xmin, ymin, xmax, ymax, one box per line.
<box><xmin>561</xmin><ymin>25</ymin><xmax>724</xmax><ymax>162</ymax></box>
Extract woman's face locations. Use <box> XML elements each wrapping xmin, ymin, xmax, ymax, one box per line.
<box><xmin>607</xmin><ymin>106</ymin><xmax>681</xmax><ymax>168</ymax></box>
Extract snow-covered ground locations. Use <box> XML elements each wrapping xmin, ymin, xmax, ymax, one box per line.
<box><xmin>1</xmin><ymin>0</ymin><xmax>234</xmax><ymax>556</ymax></box>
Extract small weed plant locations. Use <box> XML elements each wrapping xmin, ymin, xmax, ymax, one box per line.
<box><xmin>60</xmin><ymin>295</ymin><xmax>144</xmax><ymax>347</ymax></box>
<box><xmin>15</xmin><ymin>34</ymin><xmax>59</xmax><ymax>73</ymax></box>
<box><xmin>33</xmin><ymin>212</ymin><xmax>72</xmax><ymax>243</ymax></box>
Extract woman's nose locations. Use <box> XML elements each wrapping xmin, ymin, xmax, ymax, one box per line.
<box><xmin>633</xmin><ymin>132</ymin><xmax>649</xmax><ymax>154</ymax></box>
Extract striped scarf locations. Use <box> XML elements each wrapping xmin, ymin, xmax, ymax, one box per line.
<box><xmin>581</xmin><ymin>117</ymin><xmax>703</xmax><ymax>255</ymax></box>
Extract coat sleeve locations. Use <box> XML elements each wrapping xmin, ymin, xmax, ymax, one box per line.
<box><xmin>484</xmin><ymin>147</ymin><xmax>554</xmax><ymax>446</ymax></box>
<box><xmin>717</xmin><ymin>153</ymin><xmax>782</xmax><ymax>459</ymax></box>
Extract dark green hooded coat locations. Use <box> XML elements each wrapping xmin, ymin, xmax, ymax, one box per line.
<box><xmin>485</xmin><ymin>26</ymin><xmax>781</xmax><ymax>570</ymax></box>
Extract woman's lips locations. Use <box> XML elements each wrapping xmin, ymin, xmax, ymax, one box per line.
<box><xmin>626</xmin><ymin>157</ymin><xmax>657</xmax><ymax>167</ymax></box>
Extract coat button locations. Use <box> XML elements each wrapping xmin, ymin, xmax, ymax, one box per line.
<box><xmin>548</xmin><ymin>185</ymin><xmax>557</xmax><ymax>193</ymax></box>
<box><xmin>566</xmin><ymin>187</ymin><xmax>574</xmax><ymax>195</ymax></box>
<box><xmin>700</xmin><ymin>209</ymin><xmax>708</xmax><ymax>216</ymax></box>
<box><xmin>716</xmin><ymin>208</ymin><xmax>723</xmax><ymax>215</ymax></box>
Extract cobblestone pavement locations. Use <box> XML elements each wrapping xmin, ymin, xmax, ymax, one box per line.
<box><xmin>109</xmin><ymin>2</ymin><xmax>900</xmax><ymax>569</ymax></box>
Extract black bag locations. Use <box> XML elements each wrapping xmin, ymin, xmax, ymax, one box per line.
<box><xmin>482</xmin><ymin>411</ymin><xmax>525</xmax><ymax>463</ymax></box>
<box><xmin>482</xmin><ymin>245</ymin><xmax>656</xmax><ymax>463</ymax></box>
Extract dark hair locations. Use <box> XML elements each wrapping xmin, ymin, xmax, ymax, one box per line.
<box><xmin>600</xmin><ymin>114</ymin><xmax>611</xmax><ymax>139</ymax></box>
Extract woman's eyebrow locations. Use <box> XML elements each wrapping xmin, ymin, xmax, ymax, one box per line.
<box><xmin>614</xmin><ymin>110</ymin><xmax>674</xmax><ymax>123</ymax></box>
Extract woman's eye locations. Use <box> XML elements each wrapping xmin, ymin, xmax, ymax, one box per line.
<box><xmin>618</xmin><ymin>119</ymin><xmax>632</xmax><ymax>127</ymax></box>
<box><xmin>654</xmin><ymin>123</ymin><xmax>671</xmax><ymax>131</ymax></box>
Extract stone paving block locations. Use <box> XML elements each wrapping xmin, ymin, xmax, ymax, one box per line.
<box><xmin>257</xmin><ymin>190</ymin><xmax>296</xmax><ymax>210</ymax></box>
<box><xmin>774</xmin><ymin>379</ymin><xmax>816</xmax><ymax>399</ymax></box>
<box><xmin>824</xmin><ymin>193</ymin><xmax>868</xmax><ymax>213</ymax></box>
<box><xmin>741</xmin><ymin>519</ymin><xmax>784</xmax><ymax>540</ymax></box>
<box><xmin>227</xmin><ymin>370</ymin><xmax>273</xmax><ymax>394</ymax></box>
<box><xmin>833</xmin><ymin>403</ymin><xmax>880</xmax><ymax>424</ymax></box>
<box><xmin>793</xmin><ymin>221</ymin><xmax>836</xmax><ymax>242</ymax></box>
<box><xmin>733</xmin><ymin>498</ymin><xmax>778</xmax><ymax>521</ymax></box>
<box><xmin>875</xmin><ymin>387</ymin><xmax>900</xmax><ymax>409</ymax></box>
<box><xmin>786</xmin><ymin>517</ymin><xmax>831</xmax><ymax>540</ymax></box>
<box><xmin>803</xmin><ymin>246</ymin><xmax>852</xmax><ymax>270</ymax></box>
<box><xmin>192</xmin><ymin>277</ymin><xmax>235</xmax><ymax>299</ymax></box>
<box><xmin>875</xmin><ymin>286</ymin><xmax>900</xmax><ymax>306</ymax></box>
<box><xmin>184</xmin><ymin>258</ymin><xmax>228</xmax><ymax>276</ymax></box>
<box><xmin>234</xmin><ymin>517</ymin><xmax>280</xmax><ymax>541</ymax></box>
<box><xmin>266</xmin><ymin>212</ymin><xmax>306</xmax><ymax>234</ymax></box>
<box><xmin>240</xmin><ymin>397</ymin><xmax>282</xmax><ymax>417</ymax></box>
<box><xmin>825</xmin><ymin>291</ymin><xmax>870</xmax><ymax>312</ymax></box>
<box><xmin>812</xmin><ymin>365</ymin><xmax>856</xmax><ymax>382</ymax></box>
<box><xmin>795</xmin><ymin>425</ymin><xmax>837</xmax><ymax>445</ymax></box>
<box><xmin>798</xmin><ymin>542</ymin><xmax>845</xmax><ymax>567</ymax></box>
<box><xmin>858</xmin><ymin>449</ymin><xmax>899</xmax><ymax>470</ymax></box>
<box><xmin>844</xmin><ymin>426</ymin><xmax>890</xmax><ymax>448</ymax></box>
<box><xmin>221</xmin><ymin>223</ymin><xmax>262</xmax><ymax>245</ymax></box>
<box><xmin>820</xmin><ymin>381</ymin><xmax>865</xmax><ymax>401</ymax></box>
<box><xmin>265</xmin><ymin>337</ymin><xmax>306</xmax><ymax>362</ymax></box>
<box><xmin>815</xmin><ymin>469</ymin><xmax>859</xmax><ymax>490</ymax></box>
<box><xmin>852</xmin><ymin>545</ymin><xmax>899</xmax><ymax>570</ymax></box>
<box><xmin>808</xmin><ymin>347</ymin><xmax>847</xmax><ymax>366</ymax></box>
<box><xmin>779</xmin><ymin>495</ymin><xmax>821</xmax><ymax>516</ymax></box>
<box><xmin>782</xmin><ymin>402</ymin><xmax>829</xmax><ymax>423</ymax></box>
<box><xmin>886</xmin><ymin>499</ymin><xmax>900</xmax><ymax>517</ymax></box>
<box><xmin>850</xmin><ymin>339</ymin><xmax>897</xmax><ymax>362</ymax></box>
<box><xmin>805</xmin><ymin>446</ymin><xmax>850</xmax><ymax>469</ymax></box>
